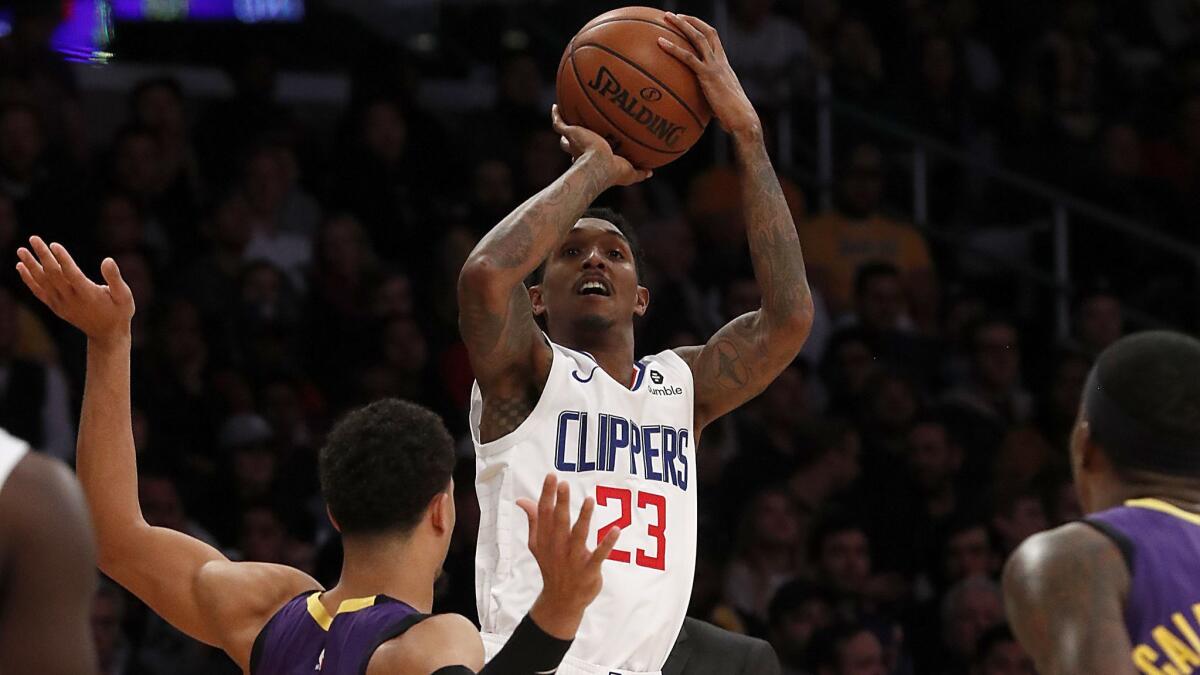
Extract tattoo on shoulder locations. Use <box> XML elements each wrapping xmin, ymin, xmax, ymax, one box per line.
<box><xmin>714</xmin><ymin>339</ymin><xmax>749</xmax><ymax>390</ymax></box>
<box><xmin>479</xmin><ymin>393</ymin><xmax>535</xmax><ymax>444</ymax></box>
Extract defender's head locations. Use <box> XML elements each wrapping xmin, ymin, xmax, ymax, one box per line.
<box><xmin>528</xmin><ymin>208</ymin><xmax>648</xmax><ymax>339</ymax></box>
<box><xmin>1072</xmin><ymin>331</ymin><xmax>1200</xmax><ymax>513</ymax></box>
<box><xmin>319</xmin><ymin>399</ymin><xmax>456</xmax><ymax>556</ymax></box>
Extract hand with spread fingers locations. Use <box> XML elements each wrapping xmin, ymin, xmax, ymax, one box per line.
<box><xmin>551</xmin><ymin>104</ymin><xmax>653</xmax><ymax>187</ymax></box>
<box><xmin>657</xmin><ymin>12</ymin><xmax>762</xmax><ymax>140</ymax></box>
<box><xmin>16</xmin><ymin>237</ymin><xmax>135</xmax><ymax>345</ymax></box>
<box><xmin>518</xmin><ymin>474</ymin><xmax>621</xmax><ymax>640</ymax></box>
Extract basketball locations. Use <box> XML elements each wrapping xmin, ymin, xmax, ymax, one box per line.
<box><xmin>556</xmin><ymin>6</ymin><xmax>712</xmax><ymax>170</ymax></box>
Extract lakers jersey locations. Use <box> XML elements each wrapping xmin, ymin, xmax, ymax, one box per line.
<box><xmin>471</xmin><ymin>340</ymin><xmax>697</xmax><ymax>675</ymax></box>
<box><xmin>250</xmin><ymin>592</ymin><xmax>426</xmax><ymax>674</ymax></box>
<box><xmin>1086</xmin><ymin>499</ymin><xmax>1200</xmax><ymax>674</ymax></box>
<box><xmin>0</xmin><ymin>427</ymin><xmax>28</xmax><ymax>493</ymax></box>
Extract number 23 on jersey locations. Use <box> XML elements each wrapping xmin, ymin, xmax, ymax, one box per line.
<box><xmin>595</xmin><ymin>485</ymin><xmax>667</xmax><ymax>571</ymax></box>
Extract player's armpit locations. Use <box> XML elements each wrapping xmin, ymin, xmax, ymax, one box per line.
<box><xmin>676</xmin><ymin>310</ymin><xmax>806</xmax><ymax>433</ymax></box>
<box><xmin>103</xmin><ymin>524</ymin><xmax>318</xmax><ymax>670</ymax></box>
<box><xmin>0</xmin><ymin>454</ymin><xmax>98</xmax><ymax>674</ymax></box>
<box><xmin>1002</xmin><ymin>522</ymin><xmax>1132</xmax><ymax>675</ymax></box>
<box><xmin>368</xmin><ymin>613</ymin><xmax>484</xmax><ymax>675</ymax></box>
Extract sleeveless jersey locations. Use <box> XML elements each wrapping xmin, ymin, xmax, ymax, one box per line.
<box><xmin>0</xmin><ymin>427</ymin><xmax>28</xmax><ymax>493</ymax></box>
<box><xmin>1086</xmin><ymin>498</ymin><xmax>1200</xmax><ymax>674</ymax></box>
<box><xmin>250</xmin><ymin>592</ymin><xmax>426</xmax><ymax>675</ymax></box>
<box><xmin>471</xmin><ymin>341</ymin><xmax>697</xmax><ymax>675</ymax></box>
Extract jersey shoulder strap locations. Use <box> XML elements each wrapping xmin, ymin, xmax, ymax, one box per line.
<box><xmin>0</xmin><ymin>427</ymin><xmax>29</xmax><ymax>491</ymax></box>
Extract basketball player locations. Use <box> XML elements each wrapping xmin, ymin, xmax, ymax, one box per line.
<box><xmin>15</xmin><ymin>237</ymin><xmax>621</xmax><ymax>675</ymax></box>
<box><xmin>0</xmin><ymin>426</ymin><xmax>97</xmax><ymax>673</ymax></box>
<box><xmin>1003</xmin><ymin>331</ymin><xmax>1200</xmax><ymax>675</ymax></box>
<box><xmin>458</xmin><ymin>13</ymin><xmax>812</xmax><ymax>674</ymax></box>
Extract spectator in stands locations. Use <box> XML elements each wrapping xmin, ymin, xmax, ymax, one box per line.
<box><xmin>93</xmin><ymin>579</ymin><xmax>143</xmax><ymax>675</ymax></box>
<box><xmin>989</xmin><ymin>488</ymin><xmax>1048</xmax><ymax>556</ymax></box>
<box><xmin>971</xmin><ymin>624</ymin><xmax>1034</xmax><ymax>675</ymax></box>
<box><xmin>769</xmin><ymin>580</ymin><xmax>835</xmax><ymax>675</ymax></box>
<box><xmin>939</xmin><ymin>518</ymin><xmax>999</xmax><ymax>588</ymax></box>
<box><xmin>785</xmin><ymin>419</ymin><xmax>861</xmax><ymax>529</ymax></box>
<box><xmin>0</xmin><ymin>284</ymin><xmax>72</xmax><ymax>459</ymax></box>
<box><xmin>942</xmin><ymin>316</ymin><xmax>1031</xmax><ymax>457</ymax></box>
<box><xmin>0</xmin><ymin>102</ymin><xmax>74</xmax><ymax>237</ymax></box>
<box><xmin>941</xmin><ymin>577</ymin><xmax>1005</xmax><ymax>672</ymax></box>
<box><xmin>239</xmin><ymin>145</ymin><xmax>312</xmax><ymax>289</ymax></box>
<box><xmin>1071</xmin><ymin>284</ymin><xmax>1123</xmax><ymax>356</ymax></box>
<box><xmin>800</xmin><ymin>142</ymin><xmax>938</xmax><ymax>328</ymax></box>
<box><xmin>807</xmin><ymin>621</ymin><xmax>887</xmax><ymax>675</ymax></box>
<box><xmin>726</xmin><ymin>487</ymin><xmax>805</xmax><ymax>625</ymax></box>
<box><xmin>821</xmin><ymin>328</ymin><xmax>880</xmax><ymax>415</ymax></box>
<box><xmin>722</xmin><ymin>0</ymin><xmax>812</xmax><ymax>106</ymax></box>
<box><xmin>1034</xmin><ymin>347</ymin><xmax>1090</xmax><ymax>453</ymax></box>
<box><xmin>810</xmin><ymin>513</ymin><xmax>885</xmax><ymax>612</ymax></box>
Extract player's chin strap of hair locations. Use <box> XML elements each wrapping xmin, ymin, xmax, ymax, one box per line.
<box><xmin>431</xmin><ymin>614</ymin><xmax>572</xmax><ymax>675</ymax></box>
<box><xmin>1084</xmin><ymin>366</ymin><xmax>1200</xmax><ymax>476</ymax></box>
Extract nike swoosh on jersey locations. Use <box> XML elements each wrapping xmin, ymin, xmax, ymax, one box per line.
<box><xmin>572</xmin><ymin>366</ymin><xmax>599</xmax><ymax>383</ymax></box>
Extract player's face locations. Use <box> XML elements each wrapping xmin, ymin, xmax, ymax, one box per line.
<box><xmin>534</xmin><ymin>219</ymin><xmax>647</xmax><ymax>332</ymax></box>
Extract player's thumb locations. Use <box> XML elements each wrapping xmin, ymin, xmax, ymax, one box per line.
<box><xmin>100</xmin><ymin>258</ymin><xmax>134</xmax><ymax>308</ymax></box>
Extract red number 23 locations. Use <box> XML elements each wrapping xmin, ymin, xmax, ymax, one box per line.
<box><xmin>595</xmin><ymin>486</ymin><xmax>666</xmax><ymax>571</ymax></box>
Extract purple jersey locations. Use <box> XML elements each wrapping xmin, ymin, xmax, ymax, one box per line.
<box><xmin>1086</xmin><ymin>498</ymin><xmax>1200</xmax><ymax>674</ymax></box>
<box><xmin>250</xmin><ymin>592</ymin><xmax>426</xmax><ymax>674</ymax></box>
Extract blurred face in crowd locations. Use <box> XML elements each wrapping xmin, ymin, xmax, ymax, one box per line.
<box><xmin>993</xmin><ymin>495</ymin><xmax>1047</xmax><ymax>551</ymax></box>
<box><xmin>363</xmin><ymin>101</ymin><xmax>407</xmax><ymax>164</ymax></box>
<box><xmin>233</xmin><ymin>443</ymin><xmax>277</xmax><ymax>496</ymax></box>
<box><xmin>531</xmin><ymin>218</ymin><xmax>647</xmax><ymax>337</ymax></box>
<box><xmin>499</xmin><ymin>54</ymin><xmax>543</xmax><ymax>107</ymax></box>
<box><xmin>762</xmin><ymin>365</ymin><xmax>808</xmax><ymax>428</ymax></box>
<box><xmin>97</xmin><ymin>194</ymin><xmax>144</xmax><ymax>254</ymax></box>
<box><xmin>1076</xmin><ymin>294</ymin><xmax>1122</xmax><ymax>352</ymax></box>
<box><xmin>772</xmin><ymin>597</ymin><xmax>832</xmax><ymax>662</ymax></box>
<box><xmin>372</xmin><ymin>273</ymin><xmax>415</xmax><ymax>318</ymax></box>
<box><xmin>382</xmin><ymin>317</ymin><xmax>428</xmax><ymax>375</ymax></box>
<box><xmin>135</xmin><ymin>82</ymin><xmax>186</xmax><ymax>136</ymax></box>
<box><xmin>242</xmin><ymin>264</ymin><xmax>285</xmax><ymax>310</ymax></box>
<box><xmin>139</xmin><ymin>476</ymin><xmax>188</xmax><ymax>532</ymax></box>
<box><xmin>210</xmin><ymin>193</ymin><xmax>253</xmax><ymax>251</ymax></box>
<box><xmin>907</xmin><ymin>421</ymin><xmax>960</xmax><ymax>492</ymax></box>
<box><xmin>945</xmin><ymin>584</ymin><xmax>1004</xmax><ymax>658</ymax></box>
<box><xmin>320</xmin><ymin>215</ymin><xmax>371</xmax><ymax>279</ymax></box>
<box><xmin>263</xmin><ymin>381</ymin><xmax>303</xmax><ymax>443</ymax></box>
<box><xmin>868</xmin><ymin>374</ymin><xmax>917</xmax><ymax>432</ymax></box>
<box><xmin>0</xmin><ymin>107</ymin><xmax>43</xmax><ymax>180</ymax></box>
<box><xmin>857</xmin><ymin>271</ymin><xmax>905</xmax><ymax>333</ymax></box>
<box><xmin>819</xmin><ymin>528</ymin><xmax>871</xmax><ymax>593</ymax></box>
<box><xmin>750</xmin><ymin>491</ymin><xmax>800</xmax><ymax>549</ymax></box>
<box><xmin>829</xmin><ymin>630</ymin><xmax>886</xmax><ymax>675</ymax></box>
<box><xmin>840</xmin><ymin>144</ymin><xmax>884</xmax><ymax>218</ymax></box>
<box><xmin>975</xmin><ymin>639</ymin><xmax>1036</xmax><ymax>675</ymax></box>
<box><xmin>244</xmin><ymin>149</ymin><xmax>288</xmax><ymax>218</ymax></box>
<box><xmin>241</xmin><ymin>507</ymin><xmax>288</xmax><ymax>564</ymax></box>
<box><xmin>828</xmin><ymin>429</ymin><xmax>862</xmax><ymax>489</ymax></box>
<box><xmin>160</xmin><ymin>300</ymin><xmax>207</xmax><ymax>372</ymax></box>
<box><xmin>473</xmin><ymin>159</ymin><xmax>514</xmax><ymax>213</ymax></box>
<box><xmin>91</xmin><ymin>587</ymin><xmax>125</xmax><ymax>669</ymax></box>
<box><xmin>833</xmin><ymin>337</ymin><xmax>876</xmax><ymax>396</ymax></box>
<box><xmin>1050</xmin><ymin>354</ymin><xmax>1090</xmax><ymax>421</ymax></box>
<box><xmin>115</xmin><ymin>131</ymin><xmax>162</xmax><ymax>197</ymax></box>
<box><xmin>972</xmin><ymin>322</ymin><xmax>1020</xmax><ymax>391</ymax></box>
<box><xmin>943</xmin><ymin>525</ymin><xmax>994</xmax><ymax>583</ymax></box>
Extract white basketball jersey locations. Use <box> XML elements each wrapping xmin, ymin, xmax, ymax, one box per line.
<box><xmin>0</xmin><ymin>427</ymin><xmax>28</xmax><ymax>493</ymax></box>
<box><xmin>471</xmin><ymin>340</ymin><xmax>697</xmax><ymax>675</ymax></box>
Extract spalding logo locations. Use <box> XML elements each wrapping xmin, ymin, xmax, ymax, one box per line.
<box><xmin>640</xmin><ymin>86</ymin><xmax>663</xmax><ymax>102</ymax></box>
<box><xmin>587</xmin><ymin>66</ymin><xmax>686</xmax><ymax>148</ymax></box>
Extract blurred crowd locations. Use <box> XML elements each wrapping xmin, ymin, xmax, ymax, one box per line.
<box><xmin>2</xmin><ymin>0</ymin><xmax>1195</xmax><ymax>673</ymax></box>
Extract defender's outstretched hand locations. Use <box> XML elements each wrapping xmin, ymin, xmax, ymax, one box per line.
<box><xmin>657</xmin><ymin>13</ymin><xmax>761</xmax><ymax>138</ymax></box>
<box><xmin>16</xmin><ymin>236</ymin><xmax>134</xmax><ymax>343</ymax></box>
<box><xmin>518</xmin><ymin>474</ymin><xmax>621</xmax><ymax>639</ymax></box>
<box><xmin>551</xmin><ymin>104</ymin><xmax>652</xmax><ymax>186</ymax></box>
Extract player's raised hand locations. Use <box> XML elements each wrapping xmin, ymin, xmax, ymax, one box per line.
<box><xmin>551</xmin><ymin>104</ymin><xmax>652</xmax><ymax>187</ymax></box>
<box><xmin>16</xmin><ymin>237</ymin><xmax>135</xmax><ymax>344</ymax></box>
<box><xmin>657</xmin><ymin>13</ymin><xmax>761</xmax><ymax>139</ymax></box>
<box><xmin>518</xmin><ymin>473</ymin><xmax>621</xmax><ymax>640</ymax></box>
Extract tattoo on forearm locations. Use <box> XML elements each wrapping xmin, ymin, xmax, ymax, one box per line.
<box><xmin>738</xmin><ymin>142</ymin><xmax>811</xmax><ymax>321</ymax></box>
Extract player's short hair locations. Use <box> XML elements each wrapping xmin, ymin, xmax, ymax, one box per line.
<box><xmin>853</xmin><ymin>261</ymin><xmax>901</xmax><ymax>299</ymax></box>
<box><xmin>528</xmin><ymin>207</ymin><xmax>646</xmax><ymax>285</ymax></box>
<box><xmin>1084</xmin><ymin>330</ymin><xmax>1200</xmax><ymax>477</ymax></box>
<box><xmin>319</xmin><ymin>398</ymin><xmax>455</xmax><ymax>536</ymax></box>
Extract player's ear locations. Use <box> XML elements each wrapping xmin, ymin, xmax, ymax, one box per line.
<box><xmin>634</xmin><ymin>285</ymin><xmax>649</xmax><ymax>317</ymax></box>
<box><xmin>326</xmin><ymin>506</ymin><xmax>341</xmax><ymax>533</ymax></box>
<box><xmin>529</xmin><ymin>284</ymin><xmax>547</xmax><ymax>317</ymax></box>
<box><xmin>429</xmin><ymin>491</ymin><xmax>453</xmax><ymax>536</ymax></box>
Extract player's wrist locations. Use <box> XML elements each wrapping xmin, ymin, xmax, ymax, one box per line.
<box><xmin>87</xmin><ymin>328</ymin><xmax>132</xmax><ymax>352</ymax></box>
<box><xmin>729</xmin><ymin>118</ymin><xmax>764</xmax><ymax>146</ymax></box>
<box><xmin>528</xmin><ymin>593</ymin><xmax>585</xmax><ymax>641</ymax></box>
<box><xmin>575</xmin><ymin>150</ymin><xmax>620</xmax><ymax>189</ymax></box>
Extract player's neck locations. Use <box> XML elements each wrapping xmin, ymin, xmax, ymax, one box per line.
<box><xmin>330</xmin><ymin>534</ymin><xmax>437</xmax><ymax>613</ymax></box>
<box><xmin>556</xmin><ymin>325</ymin><xmax>637</xmax><ymax>387</ymax></box>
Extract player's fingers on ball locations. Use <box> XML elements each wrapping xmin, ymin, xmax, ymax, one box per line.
<box><xmin>656</xmin><ymin>38</ymin><xmax>700</xmax><ymax>68</ymax></box>
<box><xmin>570</xmin><ymin>497</ymin><xmax>595</xmax><ymax>549</ymax></box>
<box><xmin>667</xmin><ymin>12</ymin><xmax>709</xmax><ymax>54</ymax></box>
<box><xmin>551</xmin><ymin>104</ymin><xmax>568</xmax><ymax>133</ymax></box>
<box><xmin>684</xmin><ymin>15</ymin><xmax>721</xmax><ymax>44</ymax></box>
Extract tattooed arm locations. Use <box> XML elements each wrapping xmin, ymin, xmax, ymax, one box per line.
<box><xmin>660</xmin><ymin>14</ymin><xmax>814</xmax><ymax>433</ymax></box>
<box><xmin>1002</xmin><ymin>523</ymin><xmax>1132</xmax><ymax>675</ymax></box>
<box><xmin>458</xmin><ymin>107</ymin><xmax>650</xmax><ymax>443</ymax></box>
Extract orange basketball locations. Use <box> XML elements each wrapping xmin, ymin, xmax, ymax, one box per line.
<box><xmin>556</xmin><ymin>6</ymin><xmax>712</xmax><ymax>170</ymax></box>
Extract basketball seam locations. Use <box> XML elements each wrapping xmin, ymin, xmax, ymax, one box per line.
<box><xmin>569</xmin><ymin>49</ymin><xmax>685</xmax><ymax>156</ymax></box>
<box><xmin>573</xmin><ymin>41</ymin><xmax>706</xmax><ymax>129</ymax></box>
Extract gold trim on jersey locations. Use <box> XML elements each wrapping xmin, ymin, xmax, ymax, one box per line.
<box><xmin>1126</xmin><ymin>498</ymin><xmax>1200</xmax><ymax>526</ymax></box>
<box><xmin>306</xmin><ymin>593</ymin><xmax>378</xmax><ymax>631</ymax></box>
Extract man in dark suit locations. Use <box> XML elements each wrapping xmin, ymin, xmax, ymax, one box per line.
<box><xmin>664</xmin><ymin>618</ymin><xmax>781</xmax><ymax>675</ymax></box>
